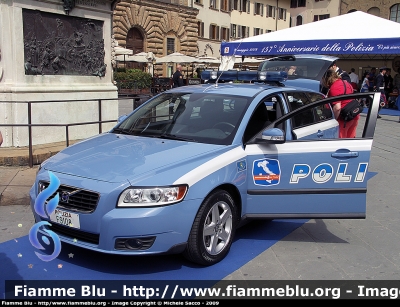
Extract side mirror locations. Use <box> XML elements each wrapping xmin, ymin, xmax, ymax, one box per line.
<box><xmin>261</xmin><ymin>128</ymin><xmax>285</xmax><ymax>144</ymax></box>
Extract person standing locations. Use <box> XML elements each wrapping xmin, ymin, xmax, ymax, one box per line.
<box><xmin>322</xmin><ymin>69</ymin><xmax>360</xmax><ymax>138</ymax></box>
<box><xmin>394</xmin><ymin>70</ymin><xmax>400</xmax><ymax>91</ymax></box>
<box><xmin>360</xmin><ymin>73</ymin><xmax>370</xmax><ymax>93</ymax></box>
<box><xmin>288</xmin><ymin>66</ymin><xmax>297</xmax><ymax>75</ymax></box>
<box><xmin>349</xmin><ymin>68</ymin><xmax>359</xmax><ymax>91</ymax></box>
<box><xmin>321</xmin><ymin>62</ymin><xmax>350</xmax><ymax>95</ymax></box>
<box><xmin>374</xmin><ymin>66</ymin><xmax>387</xmax><ymax>118</ymax></box>
<box><xmin>360</xmin><ymin>73</ymin><xmax>370</xmax><ymax>107</ymax></box>
<box><xmin>368</xmin><ymin>67</ymin><xmax>377</xmax><ymax>91</ymax></box>
<box><xmin>172</xmin><ymin>64</ymin><xmax>184</xmax><ymax>88</ymax></box>
<box><xmin>384</xmin><ymin>68</ymin><xmax>394</xmax><ymax>103</ymax></box>
<box><xmin>329</xmin><ymin>61</ymin><xmax>351</xmax><ymax>84</ymax></box>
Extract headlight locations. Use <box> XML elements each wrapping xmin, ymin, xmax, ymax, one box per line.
<box><xmin>117</xmin><ymin>185</ymin><xmax>188</xmax><ymax>207</ymax></box>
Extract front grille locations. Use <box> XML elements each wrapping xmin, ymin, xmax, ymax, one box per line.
<box><xmin>40</xmin><ymin>181</ymin><xmax>100</xmax><ymax>213</ymax></box>
<box><xmin>47</xmin><ymin>223</ymin><xmax>100</xmax><ymax>245</ymax></box>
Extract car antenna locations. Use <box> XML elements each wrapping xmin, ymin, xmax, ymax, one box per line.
<box><xmin>213</xmin><ymin>39</ymin><xmax>244</xmax><ymax>88</ymax></box>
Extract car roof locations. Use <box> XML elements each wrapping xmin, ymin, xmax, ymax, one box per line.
<box><xmin>167</xmin><ymin>82</ymin><xmax>323</xmax><ymax>98</ymax></box>
<box><xmin>167</xmin><ymin>83</ymin><xmax>281</xmax><ymax>97</ymax></box>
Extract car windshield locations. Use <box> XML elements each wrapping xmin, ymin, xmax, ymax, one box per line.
<box><xmin>113</xmin><ymin>92</ymin><xmax>251</xmax><ymax>145</ymax></box>
<box><xmin>258</xmin><ymin>56</ymin><xmax>334</xmax><ymax>81</ymax></box>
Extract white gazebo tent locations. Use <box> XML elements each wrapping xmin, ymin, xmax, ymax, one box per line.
<box><xmin>220</xmin><ymin>11</ymin><xmax>400</xmax><ymax>70</ymax></box>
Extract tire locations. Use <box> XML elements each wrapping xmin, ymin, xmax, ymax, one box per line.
<box><xmin>183</xmin><ymin>189</ymin><xmax>238</xmax><ymax>266</ymax></box>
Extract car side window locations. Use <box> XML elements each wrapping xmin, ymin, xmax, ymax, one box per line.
<box><xmin>243</xmin><ymin>95</ymin><xmax>283</xmax><ymax>143</ymax></box>
<box><xmin>308</xmin><ymin>92</ymin><xmax>333</xmax><ymax>121</ymax></box>
<box><xmin>287</xmin><ymin>92</ymin><xmax>315</xmax><ymax>128</ymax></box>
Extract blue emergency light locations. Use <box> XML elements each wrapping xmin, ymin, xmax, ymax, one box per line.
<box><xmin>201</xmin><ymin>70</ymin><xmax>287</xmax><ymax>83</ymax></box>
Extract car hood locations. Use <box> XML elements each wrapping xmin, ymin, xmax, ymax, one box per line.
<box><xmin>43</xmin><ymin>133</ymin><xmax>226</xmax><ymax>183</ymax></box>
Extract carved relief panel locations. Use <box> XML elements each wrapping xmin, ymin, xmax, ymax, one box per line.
<box><xmin>23</xmin><ymin>9</ymin><xmax>106</xmax><ymax>76</ymax></box>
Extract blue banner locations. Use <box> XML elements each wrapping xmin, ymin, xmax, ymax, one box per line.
<box><xmin>221</xmin><ymin>38</ymin><xmax>400</xmax><ymax>56</ymax></box>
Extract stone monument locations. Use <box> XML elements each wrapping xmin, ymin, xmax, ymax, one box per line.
<box><xmin>0</xmin><ymin>0</ymin><xmax>118</xmax><ymax>148</ymax></box>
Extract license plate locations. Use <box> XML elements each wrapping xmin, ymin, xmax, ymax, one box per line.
<box><xmin>49</xmin><ymin>208</ymin><xmax>80</xmax><ymax>229</ymax></box>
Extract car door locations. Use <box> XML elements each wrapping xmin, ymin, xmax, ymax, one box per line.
<box><xmin>243</xmin><ymin>91</ymin><xmax>380</xmax><ymax>219</ymax></box>
<box><xmin>285</xmin><ymin>91</ymin><xmax>339</xmax><ymax>140</ymax></box>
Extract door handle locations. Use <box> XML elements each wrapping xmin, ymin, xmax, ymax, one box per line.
<box><xmin>331</xmin><ymin>152</ymin><xmax>359</xmax><ymax>158</ymax></box>
<box><xmin>317</xmin><ymin>130</ymin><xmax>324</xmax><ymax>138</ymax></box>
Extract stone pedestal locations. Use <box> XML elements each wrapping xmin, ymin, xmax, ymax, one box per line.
<box><xmin>0</xmin><ymin>0</ymin><xmax>118</xmax><ymax>148</ymax></box>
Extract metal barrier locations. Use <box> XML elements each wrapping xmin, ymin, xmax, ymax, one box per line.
<box><xmin>0</xmin><ymin>97</ymin><xmax>144</xmax><ymax>168</ymax></box>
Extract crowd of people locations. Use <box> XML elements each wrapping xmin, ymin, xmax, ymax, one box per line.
<box><xmin>332</xmin><ymin>64</ymin><xmax>398</xmax><ymax>107</ymax></box>
<box><xmin>321</xmin><ymin>61</ymin><xmax>400</xmax><ymax>138</ymax></box>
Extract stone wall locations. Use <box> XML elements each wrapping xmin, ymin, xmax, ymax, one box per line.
<box><xmin>340</xmin><ymin>0</ymin><xmax>398</xmax><ymax>17</ymax></box>
<box><xmin>113</xmin><ymin>0</ymin><xmax>199</xmax><ymax>76</ymax></box>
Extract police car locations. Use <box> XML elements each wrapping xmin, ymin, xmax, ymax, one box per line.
<box><xmin>30</xmin><ymin>69</ymin><xmax>380</xmax><ymax>266</ymax></box>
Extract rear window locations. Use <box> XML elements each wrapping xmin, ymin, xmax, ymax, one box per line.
<box><xmin>258</xmin><ymin>56</ymin><xmax>334</xmax><ymax>81</ymax></box>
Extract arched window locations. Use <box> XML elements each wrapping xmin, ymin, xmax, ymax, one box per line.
<box><xmin>390</xmin><ymin>4</ymin><xmax>400</xmax><ymax>22</ymax></box>
<box><xmin>296</xmin><ymin>15</ymin><xmax>303</xmax><ymax>26</ymax></box>
<box><xmin>126</xmin><ymin>27</ymin><xmax>144</xmax><ymax>54</ymax></box>
<box><xmin>367</xmin><ymin>7</ymin><xmax>380</xmax><ymax>17</ymax></box>
<box><xmin>126</xmin><ymin>27</ymin><xmax>144</xmax><ymax>69</ymax></box>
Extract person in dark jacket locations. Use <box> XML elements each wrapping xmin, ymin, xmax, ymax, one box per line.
<box><xmin>374</xmin><ymin>66</ymin><xmax>387</xmax><ymax>118</ymax></box>
<box><xmin>368</xmin><ymin>67</ymin><xmax>377</xmax><ymax>91</ymax></box>
<box><xmin>321</xmin><ymin>61</ymin><xmax>352</xmax><ymax>95</ymax></box>
<box><xmin>384</xmin><ymin>68</ymin><xmax>394</xmax><ymax>103</ymax></box>
<box><xmin>172</xmin><ymin>64</ymin><xmax>184</xmax><ymax>88</ymax></box>
<box><xmin>329</xmin><ymin>61</ymin><xmax>351</xmax><ymax>85</ymax></box>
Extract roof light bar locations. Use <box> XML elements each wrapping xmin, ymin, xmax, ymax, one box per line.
<box><xmin>201</xmin><ymin>70</ymin><xmax>287</xmax><ymax>83</ymax></box>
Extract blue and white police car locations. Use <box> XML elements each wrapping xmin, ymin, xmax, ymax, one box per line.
<box><xmin>30</xmin><ymin>69</ymin><xmax>380</xmax><ymax>266</ymax></box>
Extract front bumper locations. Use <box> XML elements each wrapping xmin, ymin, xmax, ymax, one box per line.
<box><xmin>29</xmin><ymin>178</ymin><xmax>200</xmax><ymax>256</ymax></box>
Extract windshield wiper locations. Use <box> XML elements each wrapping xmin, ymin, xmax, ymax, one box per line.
<box><xmin>112</xmin><ymin>127</ymin><xmax>133</xmax><ymax>135</ymax></box>
<box><xmin>159</xmin><ymin>133</ymin><xmax>196</xmax><ymax>142</ymax></box>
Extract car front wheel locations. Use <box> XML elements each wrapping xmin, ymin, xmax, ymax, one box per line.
<box><xmin>184</xmin><ymin>189</ymin><xmax>238</xmax><ymax>266</ymax></box>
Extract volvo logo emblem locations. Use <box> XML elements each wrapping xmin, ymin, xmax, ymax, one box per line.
<box><xmin>60</xmin><ymin>189</ymin><xmax>81</xmax><ymax>203</ymax></box>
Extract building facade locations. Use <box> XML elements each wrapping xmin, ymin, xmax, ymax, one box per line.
<box><xmin>113</xmin><ymin>0</ymin><xmax>199</xmax><ymax>77</ymax></box>
<box><xmin>193</xmin><ymin>0</ymin><xmax>231</xmax><ymax>60</ymax></box>
<box><xmin>112</xmin><ymin>0</ymin><xmax>291</xmax><ymax>76</ymax></box>
<box><xmin>112</xmin><ymin>0</ymin><xmax>400</xmax><ymax>79</ymax></box>
<box><xmin>289</xmin><ymin>0</ymin><xmax>340</xmax><ymax>26</ymax></box>
<box><xmin>340</xmin><ymin>0</ymin><xmax>400</xmax><ymax>19</ymax></box>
